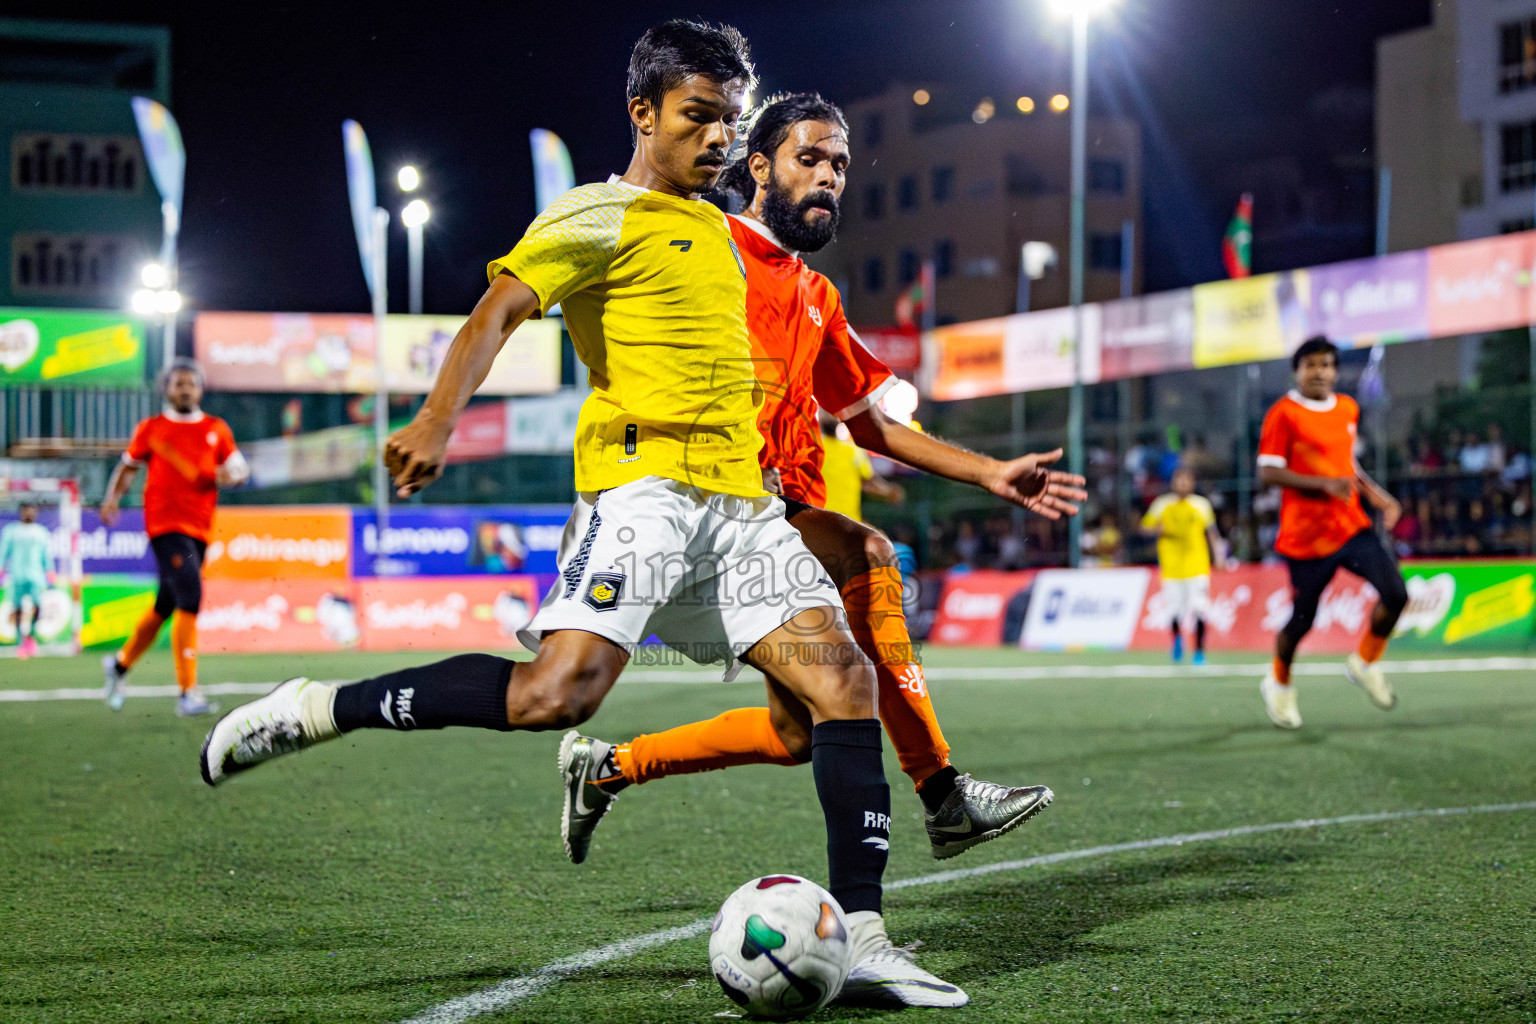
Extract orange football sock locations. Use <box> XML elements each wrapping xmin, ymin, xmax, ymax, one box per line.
<box><xmin>170</xmin><ymin>609</ymin><xmax>198</xmax><ymax>693</ymax></box>
<box><xmin>842</xmin><ymin>566</ymin><xmax>951</xmax><ymax>788</ymax></box>
<box><xmin>1272</xmin><ymin>656</ymin><xmax>1292</xmax><ymax>685</ymax></box>
<box><xmin>1357</xmin><ymin>631</ymin><xmax>1389</xmax><ymax>664</ymax></box>
<box><xmin>117</xmin><ymin>608</ymin><xmax>165</xmax><ymax>670</ymax></box>
<box><xmin>614</xmin><ymin>708</ymin><xmax>801</xmax><ymax>786</ymax></box>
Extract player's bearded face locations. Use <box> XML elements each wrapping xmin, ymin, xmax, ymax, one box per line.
<box><xmin>165</xmin><ymin>370</ymin><xmax>203</xmax><ymax>413</ymax></box>
<box><xmin>761</xmin><ymin>166</ymin><xmax>841</xmax><ymax>253</ymax></box>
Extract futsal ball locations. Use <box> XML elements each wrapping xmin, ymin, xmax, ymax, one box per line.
<box><xmin>708</xmin><ymin>874</ymin><xmax>853</xmax><ymax>1019</ymax></box>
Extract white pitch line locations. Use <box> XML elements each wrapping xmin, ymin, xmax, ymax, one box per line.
<box><xmin>3</xmin><ymin>656</ymin><xmax>1534</xmax><ymax>703</ymax></box>
<box><xmin>396</xmin><ymin>799</ymin><xmax>1536</xmax><ymax>1024</ymax></box>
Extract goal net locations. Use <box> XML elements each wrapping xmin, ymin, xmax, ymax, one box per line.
<box><xmin>0</xmin><ymin>477</ymin><xmax>83</xmax><ymax>656</ymax></box>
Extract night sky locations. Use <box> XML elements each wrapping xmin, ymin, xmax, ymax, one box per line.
<box><xmin>25</xmin><ymin>0</ymin><xmax>1433</xmax><ymax>318</ymax></box>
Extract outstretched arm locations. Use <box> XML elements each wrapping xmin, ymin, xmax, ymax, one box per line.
<box><xmin>843</xmin><ymin>405</ymin><xmax>1087</xmax><ymax>519</ymax></box>
<box><xmin>385</xmin><ymin>273</ymin><xmax>541</xmax><ymax>497</ymax></box>
<box><xmin>100</xmin><ymin>461</ymin><xmax>139</xmax><ymax>527</ymax></box>
<box><xmin>1353</xmin><ymin>460</ymin><xmax>1402</xmax><ymax>530</ymax></box>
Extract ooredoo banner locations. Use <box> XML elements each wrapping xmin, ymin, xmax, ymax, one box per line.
<box><xmin>928</xmin><ymin>570</ymin><xmax>1037</xmax><ymax>646</ymax></box>
<box><xmin>203</xmin><ymin>505</ymin><xmax>352</xmax><ymax>581</ymax></box>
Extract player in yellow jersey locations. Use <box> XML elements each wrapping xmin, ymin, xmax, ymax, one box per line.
<box><xmin>817</xmin><ymin>412</ymin><xmax>902</xmax><ymax>522</ymax></box>
<box><xmin>1141</xmin><ymin>467</ymin><xmax>1223</xmax><ymax>665</ymax></box>
<box><xmin>201</xmin><ymin>20</ymin><xmax>966</xmax><ymax>1007</ymax></box>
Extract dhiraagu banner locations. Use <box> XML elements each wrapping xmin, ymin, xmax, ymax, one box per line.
<box><xmin>0</xmin><ymin>308</ymin><xmax>148</xmax><ymax>386</ymax></box>
<box><xmin>1392</xmin><ymin>561</ymin><xmax>1536</xmax><ymax>651</ymax></box>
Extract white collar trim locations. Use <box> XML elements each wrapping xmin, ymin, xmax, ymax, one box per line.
<box><xmin>1287</xmin><ymin>389</ymin><xmax>1337</xmax><ymax>413</ymax></box>
<box><xmin>730</xmin><ymin>213</ymin><xmax>797</xmax><ymax>258</ymax></box>
<box><xmin>161</xmin><ymin>405</ymin><xmax>206</xmax><ymax>423</ymax></box>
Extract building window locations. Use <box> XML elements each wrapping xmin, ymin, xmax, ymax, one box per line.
<box><xmin>862</xmin><ymin>182</ymin><xmax>885</xmax><ymax>220</ymax></box>
<box><xmin>933</xmin><ymin>239</ymin><xmax>954</xmax><ymax>278</ymax></box>
<box><xmin>932</xmin><ymin>166</ymin><xmax>954</xmax><ymax>203</ymax></box>
<box><xmin>897</xmin><ymin>175</ymin><xmax>919</xmax><ymax>211</ymax></box>
<box><xmin>862</xmin><ymin>257</ymin><xmax>885</xmax><ymax>293</ymax></box>
<box><xmin>1089</xmin><ymin>232</ymin><xmax>1124</xmax><ymax>272</ymax></box>
<box><xmin>866</xmin><ymin>113</ymin><xmax>884</xmax><ymax>146</ymax></box>
<box><xmin>898</xmin><ymin>248</ymin><xmax>920</xmax><ymax>286</ymax></box>
<box><xmin>1005</xmin><ymin>154</ymin><xmax>1048</xmax><ymax>197</ymax></box>
<box><xmin>1500</xmin><ymin>19</ymin><xmax>1536</xmax><ymax>93</ymax></box>
<box><xmin>1089</xmin><ymin>158</ymin><xmax>1125</xmax><ymax>194</ymax></box>
<box><xmin>1500</xmin><ymin>122</ymin><xmax>1536</xmax><ymax>192</ymax></box>
<box><xmin>1461</xmin><ymin>174</ymin><xmax>1485</xmax><ymax>209</ymax></box>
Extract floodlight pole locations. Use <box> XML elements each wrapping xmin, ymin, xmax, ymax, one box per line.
<box><xmin>407</xmin><ymin>218</ymin><xmax>424</xmax><ymax>315</ymax></box>
<box><xmin>1066</xmin><ymin>7</ymin><xmax>1089</xmax><ymax>567</ymax></box>
<box><xmin>371</xmin><ymin>208</ymin><xmax>390</xmax><ymax>531</ymax></box>
<box><xmin>161</xmin><ymin>202</ymin><xmax>179</xmax><ymax>368</ymax></box>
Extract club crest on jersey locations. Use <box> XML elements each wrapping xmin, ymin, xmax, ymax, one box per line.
<box><xmin>807</xmin><ymin>304</ymin><xmax>823</xmax><ymax>327</ymax></box>
<box><xmin>583</xmin><ymin>571</ymin><xmax>626</xmax><ymax>612</ymax></box>
<box><xmin>206</xmin><ymin>431</ymin><xmax>218</xmax><ymax>445</ymax></box>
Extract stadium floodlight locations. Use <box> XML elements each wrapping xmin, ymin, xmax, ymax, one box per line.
<box><xmin>397</xmin><ymin>165</ymin><xmax>420</xmax><ymax>191</ymax></box>
<box><xmin>154</xmin><ymin>289</ymin><xmax>183</xmax><ymax>314</ymax></box>
<box><xmin>130</xmin><ymin>289</ymin><xmax>158</xmax><ymax>314</ymax></box>
<box><xmin>140</xmin><ymin>262</ymin><xmax>168</xmax><ymax>288</ymax></box>
<box><xmin>1047</xmin><ymin>0</ymin><xmax>1118</xmax><ymax>19</ymax></box>
<box><xmin>401</xmin><ymin>199</ymin><xmax>431</xmax><ymax>228</ymax></box>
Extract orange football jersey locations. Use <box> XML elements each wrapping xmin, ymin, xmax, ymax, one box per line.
<box><xmin>124</xmin><ymin>411</ymin><xmax>239</xmax><ymax>541</ymax></box>
<box><xmin>1257</xmin><ymin>390</ymin><xmax>1372</xmax><ymax>560</ymax></box>
<box><xmin>730</xmin><ymin>215</ymin><xmax>893</xmax><ymax>507</ymax></box>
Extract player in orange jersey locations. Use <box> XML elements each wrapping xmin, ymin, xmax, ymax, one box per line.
<box><xmin>559</xmin><ymin>94</ymin><xmax>1086</xmax><ymax>863</ymax></box>
<box><xmin>100</xmin><ymin>358</ymin><xmax>248</xmax><ymax>715</ymax></box>
<box><xmin>1256</xmin><ymin>336</ymin><xmax>1406</xmax><ymax>729</ymax></box>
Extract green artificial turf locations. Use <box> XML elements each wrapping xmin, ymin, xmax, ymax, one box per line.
<box><xmin>1</xmin><ymin>648</ymin><xmax>1533</xmax><ymax>1022</ymax></box>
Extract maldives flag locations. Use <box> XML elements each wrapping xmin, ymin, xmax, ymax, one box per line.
<box><xmin>894</xmin><ymin>260</ymin><xmax>936</xmax><ymax>328</ymax></box>
<box><xmin>1222</xmin><ymin>193</ymin><xmax>1253</xmax><ymax>279</ymax></box>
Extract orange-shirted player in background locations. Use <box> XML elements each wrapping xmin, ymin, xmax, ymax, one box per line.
<box><xmin>100</xmin><ymin>358</ymin><xmax>248</xmax><ymax>715</ymax></box>
<box><xmin>1256</xmin><ymin>336</ymin><xmax>1406</xmax><ymax>729</ymax></box>
<box><xmin>558</xmin><ymin>94</ymin><xmax>1087</xmax><ymax>864</ymax></box>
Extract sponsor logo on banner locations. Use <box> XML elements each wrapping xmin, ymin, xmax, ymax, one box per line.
<box><xmin>921</xmin><ymin>305</ymin><xmax>1100</xmax><ymax>400</ymax></box>
<box><xmin>0</xmin><ymin>307</ymin><xmax>147</xmax><ymax>385</ymax></box>
<box><xmin>352</xmin><ymin>505</ymin><xmax>566</xmax><ymax>577</ymax></box>
<box><xmin>1309</xmin><ymin>251</ymin><xmax>1429</xmax><ymax>347</ymax></box>
<box><xmin>1395</xmin><ymin>572</ymin><xmax>1455</xmax><ymax>637</ymax></box>
<box><xmin>1426</xmin><ymin>234</ymin><xmax>1536</xmax><ymax>337</ymax></box>
<box><xmin>1191</xmin><ymin>271</ymin><xmax>1312</xmax><ymax>368</ymax></box>
<box><xmin>850</xmin><ymin>326</ymin><xmax>921</xmax><ymax>372</ymax></box>
<box><xmin>1100</xmin><ymin>290</ymin><xmax>1194</xmax><ymax>379</ymax></box>
<box><xmin>1021</xmin><ymin>568</ymin><xmax>1151</xmax><ymax>650</ymax></box>
<box><xmin>355</xmin><ymin>576</ymin><xmax>539</xmax><ymax>652</ymax></box>
<box><xmin>203</xmin><ymin>506</ymin><xmax>352</xmax><ymax>581</ymax></box>
<box><xmin>195</xmin><ymin>312</ymin><xmax>378</xmax><ymax>393</ymax></box>
<box><xmin>198</xmin><ymin>579</ymin><xmax>357</xmax><ymax>654</ymax></box>
<box><xmin>929</xmin><ymin>570</ymin><xmax>1037</xmax><ymax>646</ymax></box>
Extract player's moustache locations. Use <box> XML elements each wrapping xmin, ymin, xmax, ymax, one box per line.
<box><xmin>800</xmin><ymin>191</ymin><xmax>838</xmax><ymax>215</ymax></box>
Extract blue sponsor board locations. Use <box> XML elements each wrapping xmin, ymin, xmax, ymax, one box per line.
<box><xmin>0</xmin><ymin>507</ymin><xmax>158</xmax><ymax>575</ymax></box>
<box><xmin>351</xmin><ymin>505</ymin><xmax>570</xmax><ymax>578</ymax></box>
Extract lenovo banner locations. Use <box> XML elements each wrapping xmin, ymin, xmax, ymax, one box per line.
<box><xmin>352</xmin><ymin>505</ymin><xmax>569</xmax><ymax>577</ymax></box>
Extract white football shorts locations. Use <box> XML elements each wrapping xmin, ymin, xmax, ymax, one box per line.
<box><xmin>519</xmin><ymin>475</ymin><xmax>844</xmax><ymax>675</ymax></box>
<box><xmin>1161</xmin><ymin>574</ymin><xmax>1211</xmax><ymax>623</ymax></box>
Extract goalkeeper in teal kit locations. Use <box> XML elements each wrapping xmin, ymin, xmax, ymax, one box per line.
<box><xmin>1</xmin><ymin>501</ymin><xmax>55</xmax><ymax>658</ymax></box>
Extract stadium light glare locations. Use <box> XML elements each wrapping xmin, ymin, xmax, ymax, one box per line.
<box><xmin>972</xmin><ymin>97</ymin><xmax>996</xmax><ymax>124</ymax></box>
<box><xmin>913</xmin><ymin>88</ymin><xmax>931</xmax><ymax>105</ymax></box>
<box><xmin>1051</xmin><ymin>93</ymin><xmax>1071</xmax><ymax>112</ymax></box>
<box><xmin>397</xmin><ymin>165</ymin><xmax>421</xmax><ymax>192</ymax></box>
<box><xmin>1048</xmin><ymin>0</ymin><xmax>1118</xmax><ymax>19</ymax></box>
<box><xmin>140</xmin><ymin>262</ymin><xmax>168</xmax><ymax>288</ymax></box>
<box><xmin>155</xmin><ymin>289</ymin><xmax>183</xmax><ymax>314</ymax></box>
<box><xmin>130</xmin><ymin>289</ymin><xmax>158</xmax><ymax>314</ymax></box>
<box><xmin>1017</xmin><ymin>96</ymin><xmax>1036</xmax><ymax>114</ymax></box>
<box><xmin>402</xmin><ymin>199</ymin><xmax>431</xmax><ymax>228</ymax></box>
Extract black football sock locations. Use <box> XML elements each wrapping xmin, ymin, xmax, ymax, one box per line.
<box><xmin>1195</xmin><ymin>617</ymin><xmax>1207</xmax><ymax>653</ymax></box>
<box><xmin>916</xmin><ymin>765</ymin><xmax>961</xmax><ymax>813</ymax></box>
<box><xmin>331</xmin><ymin>654</ymin><xmax>514</xmax><ymax>732</ymax></box>
<box><xmin>811</xmin><ymin>718</ymin><xmax>889</xmax><ymax>915</ymax></box>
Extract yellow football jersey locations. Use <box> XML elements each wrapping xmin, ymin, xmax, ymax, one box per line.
<box><xmin>819</xmin><ymin>433</ymin><xmax>872</xmax><ymax>522</ymax></box>
<box><xmin>1141</xmin><ymin>492</ymin><xmax>1215</xmax><ymax>580</ymax></box>
<box><xmin>489</xmin><ymin>181</ymin><xmax>764</xmax><ymax>496</ymax></box>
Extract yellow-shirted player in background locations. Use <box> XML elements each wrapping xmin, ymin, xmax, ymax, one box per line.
<box><xmin>1141</xmin><ymin>466</ymin><xmax>1223</xmax><ymax>665</ymax></box>
<box><xmin>817</xmin><ymin>411</ymin><xmax>902</xmax><ymax>522</ymax></box>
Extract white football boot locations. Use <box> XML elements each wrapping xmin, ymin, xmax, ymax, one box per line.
<box><xmin>1345</xmin><ymin>653</ymin><xmax>1397</xmax><ymax>710</ymax></box>
<box><xmin>836</xmin><ymin>911</ymin><xmax>969</xmax><ymax>1008</ymax></box>
<box><xmin>1261</xmin><ymin>670</ymin><xmax>1302</xmax><ymax>730</ymax></box>
<box><xmin>102</xmin><ymin>655</ymin><xmax>129</xmax><ymax>712</ymax></box>
<box><xmin>200</xmin><ymin>677</ymin><xmax>338</xmax><ymax>785</ymax></box>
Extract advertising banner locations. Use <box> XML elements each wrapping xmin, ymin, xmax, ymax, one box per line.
<box><xmin>78</xmin><ymin>575</ymin><xmax>162</xmax><ymax>650</ymax></box>
<box><xmin>1021</xmin><ymin>567</ymin><xmax>1152</xmax><ymax>650</ymax></box>
<box><xmin>1191</xmin><ymin>271</ymin><xmax>1312</xmax><ymax>368</ymax></box>
<box><xmin>381</xmin><ymin>315</ymin><xmax>560</xmax><ymax>395</ymax></box>
<box><xmin>1426</xmin><ymin>233</ymin><xmax>1536</xmax><ymax>338</ymax></box>
<box><xmin>352</xmin><ymin>504</ymin><xmax>569</xmax><ymax>577</ymax></box>
<box><xmin>203</xmin><ymin>505</ymin><xmax>352</xmax><ymax>582</ymax></box>
<box><xmin>1100</xmin><ymin>289</ymin><xmax>1195</xmax><ymax>380</ymax></box>
<box><xmin>0</xmin><ymin>308</ymin><xmax>147</xmax><ymax>386</ymax></box>
<box><xmin>922</xmin><ymin>306</ymin><xmax>1100</xmax><ymax>400</ymax></box>
<box><xmin>1391</xmin><ymin>561</ymin><xmax>1536</xmax><ymax>651</ymax></box>
<box><xmin>1</xmin><ymin>506</ymin><xmax>157</xmax><ymax>575</ymax></box>
<box><xmin>928</xmin><ymin>570</ymin><xmax>1037</xmax><ymax>646</ymax></box>
<box><xmin>195</xmin><ymin>312</ymin><xmax>378</xmax><ymax>393</ymax></box>
<box><xmin>506</xmin><ymin>391</ymin><xmax>583</xmax><ymax>454</ymax></box>
<box><xmin>851</xmin><ymin>326</ymin><xmax>922</xmax><ymax>373</ymax></box>
<box><xmin>443</xmin><ymin>401</ymin><xmax>510</xmax><ymax>463</ymax></box>
<box><xmin>355</xmin><ymin>576</ymin><xmax>539</xmax><ymax>653</ymax></box>
<box><xmin>1308</xmin><ymin>250</ymin><xmax>1429</xmax><ymax>348</ymax></box>
<box><xmin>199</xmin><ymin>577</ymin><xmax>360</xmax><ymax>654</ymax></box>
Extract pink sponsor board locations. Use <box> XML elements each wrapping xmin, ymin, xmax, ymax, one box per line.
<box><xmin>1426</xmin><ymin>233</ymin><xmax>1536</xmax><ymax>338</ymax></box>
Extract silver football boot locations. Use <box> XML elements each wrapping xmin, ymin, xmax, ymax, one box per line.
<box><xmin>924</xmin><ymin>774</ymin><xmax>1054</xmax><ymax>859</ymax></box>
<box><xmin>199</xmin><ymin>677</ymin><xmax>338</xmax><ymax>786</ymax></box>
<box><xmin>557</xmin><ymin>731</ymin><xmax>628</xmax><ymax>864</ymax></box>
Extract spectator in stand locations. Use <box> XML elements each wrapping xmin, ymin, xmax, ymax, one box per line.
<box><xmin>1502</xmin><ymin>448</ymin><xmax>1531</xmax><ymax>487</ymax></box>
<box><xmin>995</xmin><ymin>520</ymin><xmax>1026</xmax><ymax>571</ymax></box>
<box><xmin>1390</xmin><ymin>502</ymin><xmax>1422</xmax><ymax>557</ymax></box>
<box><xmin>954</xmin><ymin>519</ymin><xmax>982</xmax><ymax>568</ymax></box>
<box><xmin>1486</xmin><ymin>424</ymin><xmax>1507</xmax><ymax>474</ymax></box>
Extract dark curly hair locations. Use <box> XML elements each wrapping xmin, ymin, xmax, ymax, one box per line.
<box><xmin>716</xmin><ymin>92</ymin><xmax>849</xmax><ymax>205</ymax></box>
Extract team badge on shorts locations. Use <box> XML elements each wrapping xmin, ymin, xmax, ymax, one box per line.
<box><xmin>583</xmin><ymin>571</ymin><xmax>626</xmax><ymax>612</ymax></box>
